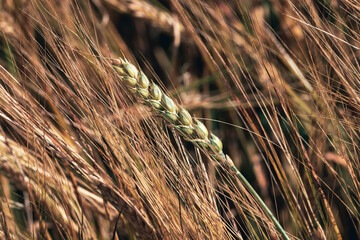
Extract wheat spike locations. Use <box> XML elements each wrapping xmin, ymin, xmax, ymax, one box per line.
<box><xmin>110</xmin><ymin>58</ymin><xmax>291</xmax><ymax>240</ymax></box>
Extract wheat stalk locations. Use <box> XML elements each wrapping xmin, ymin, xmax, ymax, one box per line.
<box><xmin>110</xmin><ymin>58</ymin><xmax>291</xmax><ymax>240</ymax></box>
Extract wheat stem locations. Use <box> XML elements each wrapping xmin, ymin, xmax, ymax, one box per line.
<box><xmin>230</xmin><ymin>165</ymin><xmax>290</xmax><ymax>240</ymax></box>
<box><xmin>110</xmin><ymin>58</ymin><xmax>290</xmax><ymax>240</ymax></box>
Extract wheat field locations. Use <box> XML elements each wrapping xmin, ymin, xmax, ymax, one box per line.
<box><xmin>0</xmin><ymin>0</ymin><xmax>359</xmax><ymax>239</ymax></box>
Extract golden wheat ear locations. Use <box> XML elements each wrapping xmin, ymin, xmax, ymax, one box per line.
<box><xmin>110</xmin><ymin>58</ymin><xmax>291</xmax><ymax>240</ymax></box>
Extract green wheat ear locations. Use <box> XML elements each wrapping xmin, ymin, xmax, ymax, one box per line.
<box><xmin>110</xmin><ymin>58</ymin><xmax>290</xmax><ymax>240</ymax></box>
<box><xmin>111</xmin><ymin>58</ymin><xmax>225</xmax><ymax>161</ymax></box>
